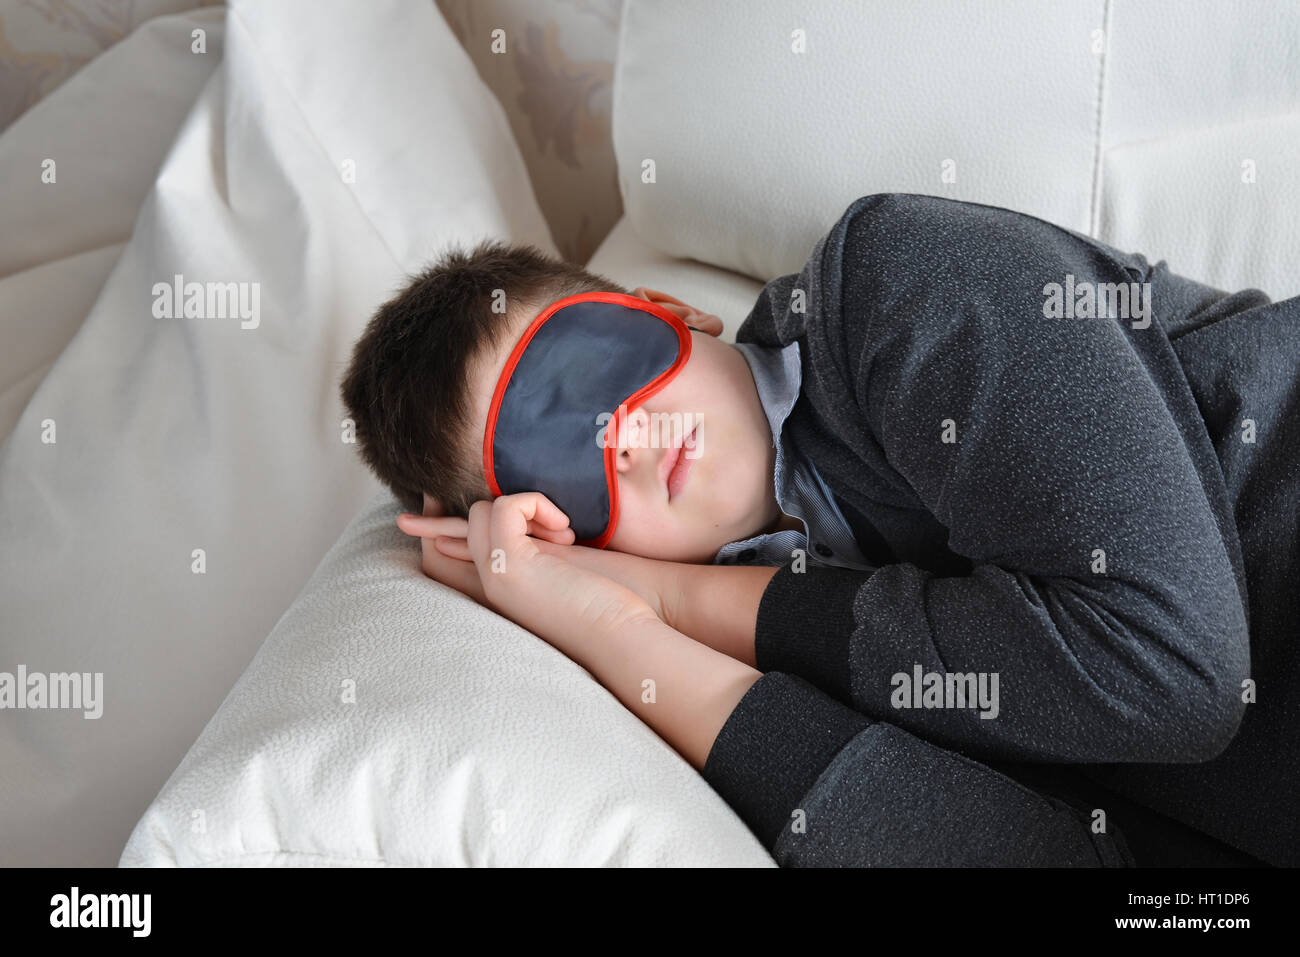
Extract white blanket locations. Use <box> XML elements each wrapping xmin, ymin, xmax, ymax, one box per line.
<box><xmin>0</xmin><ymin>0</ymin><xmax>555</xmax><ymax>866</ymax></box>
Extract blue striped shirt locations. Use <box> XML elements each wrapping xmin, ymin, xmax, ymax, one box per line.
<box><xmin>711</xmin><ymin>340</ymin><xmax>873</xmax><ymax>570</ymax></box>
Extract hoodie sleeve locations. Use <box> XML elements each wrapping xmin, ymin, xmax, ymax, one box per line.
<box><xmin>749</xmin><ymin>193</ymin><xmax>1251</xmax><ymax>764</ymax></box>
<box><xmin>701</xmin><ymin>670</ymin><xmax>1129</xmax><ymax>866</ymax></box>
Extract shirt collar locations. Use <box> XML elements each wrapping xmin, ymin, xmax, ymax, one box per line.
<box><xmin>732</xmin><ymin>339</ymin><xmax>802</xmax><ymax>443</ymax></box>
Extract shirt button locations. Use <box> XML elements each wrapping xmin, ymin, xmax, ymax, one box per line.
<box><xmin>738</xmin><ymin>548</ymin><xmax>757</xmax><ymax>562</ymax></box>
<box><xmin>814</xmin><ymin>542</ymin><xmax>833</xmax><ymax>557</ymax></box>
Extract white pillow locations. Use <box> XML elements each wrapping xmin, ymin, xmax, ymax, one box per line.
<box><xmin>120</xmin><ymin>491</ymin><xmax>776</xmax><ymax>866</ymax></box>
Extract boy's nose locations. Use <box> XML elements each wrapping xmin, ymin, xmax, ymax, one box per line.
<box><xmin>612</xmin><ymin>419</ymin><xmax>658</xmax><ymax>478</ymax></box>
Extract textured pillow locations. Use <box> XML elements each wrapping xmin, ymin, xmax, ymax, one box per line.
<box><xmin>120</xmin><ymin>491</ymin><xmax>776</xmax><ymax>866</ymax></box>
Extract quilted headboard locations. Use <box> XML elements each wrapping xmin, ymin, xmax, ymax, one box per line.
<box><xmin>612</xmin><ymin>0</ymin><xmax>1300</xmax><ymax>297</ymax></box>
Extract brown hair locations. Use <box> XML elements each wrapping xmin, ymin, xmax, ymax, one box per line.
<box><xmin>340</xmin><ymin>238</ymin><xmax>630</xmax><ymax>517</ymax></box>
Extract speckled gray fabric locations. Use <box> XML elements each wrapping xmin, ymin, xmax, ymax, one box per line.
<box><xmin>704</xmin><ymin>671</ymin><xmax>1129</xmax><ymax>866</ymax></box>
<box><xmin>701</xmin><ymin>193</ymin><xmax>1299</xmax><ymax>866</ymax></box>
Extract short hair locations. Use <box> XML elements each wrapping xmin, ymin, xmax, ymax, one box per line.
<box><xmin>339</xmin><ymin>238</ymin><xmax>630</xmax><ymax>517</ymax></box>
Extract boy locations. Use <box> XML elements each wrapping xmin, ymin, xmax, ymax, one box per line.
<box><xmin>341</xmin><ymin>194</ymin><xmax>1298</xmax><ymax>866</ymax></box>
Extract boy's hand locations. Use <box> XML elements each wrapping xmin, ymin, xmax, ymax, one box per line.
<box><xmin>397</xmin><ymin>494</ymin><xmax>680</xmax><ymax>625</ymax></box>
<box><xmin>398</xmin><ymin>495</ymin><xmax>487</xmax><ymax>605</ymax></box>
<box><xmin>399</xmin><ymin>493</ymin><xmax>574</xmax><ymax>609</ymax></box>
<box><xmin>397</xmin><ymin>493</ymin><xmax>659</xmax><ymax>642</ymax></box>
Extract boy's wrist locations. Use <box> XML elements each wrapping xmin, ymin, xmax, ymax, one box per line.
<box><xmin>595</xmin><ymin>611</ymin><xmax>762</xmax><ymax>772</ymax></box>
<box><xmin>652</xmin><ymin>557</ymin><xmax>688</xmax><ymax>633</ymax></box>
<box><xmin>656</xmin><ymin>561</ymin><xmax>777</xmax><ymax>668</ymax></box>
<box><xmin>546</xmin><ymin>542</ymin><xmax>681</xmax><ymax>625</ymax></box>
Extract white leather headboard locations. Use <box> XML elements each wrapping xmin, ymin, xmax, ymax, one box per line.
<box><xmin>612</xmin><ymin>0</ymin><xmax>1300</xmax><ymax>298</ymax></box>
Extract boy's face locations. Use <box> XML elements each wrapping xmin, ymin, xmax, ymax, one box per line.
<box><xmin>467</xmin><ymin>286</ymin><xmax>786</xmax><ymax>563</ymax></box>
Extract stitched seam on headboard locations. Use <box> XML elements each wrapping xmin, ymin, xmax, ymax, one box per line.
<box><xmin>1088</xmin><ymin>0</ymin><xmax>1115</xmax><ymax>237</ymax></box>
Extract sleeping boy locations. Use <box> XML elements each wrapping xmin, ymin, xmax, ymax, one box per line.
<box><xmin>340</xmin><ymin>193</ymin><xmax>1299</xmax><ymax>867</ymax></box>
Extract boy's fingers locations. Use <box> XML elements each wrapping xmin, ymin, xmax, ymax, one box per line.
<box><xmin>433</xmin><ymin>536</ymin><xmax>473</xmax><ymax>561</ymax></box>
<box><xmin>631</xmin><ymin>286</ymin><xmax>719</xmax><ymax>334</ymax></box>
<box><xmin>397</xmin><ymin>513</ymin><xmax>468</xmax><ymax>538</ymax></box>
<box><xmin>691</xmin><ymin>313</ymin><xmax>724</xmax><ymax>335</ymax></box>
<box><xmin>462</xmin><ymin>496</ymin><xmax>574</xmax><ymax>571</ymax></box>
<box><xmin>517</xmin><ymin>491</ymin><xmax>572</xmax><ymax>532</ymax></box>
<box><xmin>638</xmin><ymin>286</ymin><xmax>684</xmax><ymax>307</ymax></box>
<box><xmin>397</xmin><ymin>511</ymin><xmax>567</xmax><ymax>544</ymax></box>
<box><xmin>530</xmin><ymin>525</ymin><xmax>576</xmax><ymax>545</ymax></box>
<box><xmin>419</xmin><ymin>537</ymin><xmax>484</xmax><ymax>603</ymax></box>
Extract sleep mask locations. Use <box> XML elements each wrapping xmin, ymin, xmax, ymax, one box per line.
<box><xmin>482</xmin><ymin>291</ymin><xmax>693</xmax><ymax>548</ymax></box>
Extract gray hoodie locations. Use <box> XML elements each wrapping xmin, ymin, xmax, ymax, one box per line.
<box><xmin>702</xmin><ymin>193</ymin><xmax>1297</xmax><ymax>866</ymax></box>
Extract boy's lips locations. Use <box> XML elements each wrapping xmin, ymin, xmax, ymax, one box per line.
<box><xmin>664</xmin><ymin>423</ymin><xmax>699</xmax><ymax>501</ymax></box>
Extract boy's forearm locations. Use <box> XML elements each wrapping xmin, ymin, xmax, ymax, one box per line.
<box><xmin>571</xmin><ymin>613</ymin><xmax>762</xmax><ymax>771</ymax></box>
<box><xmin>659</xmin><ymin>562</ymin><xmax>779</xmax><ymax>668</ymax></box>
<box><xmin>553</xmin><ymin>547</ymin><xmax>777</xmax><ymax>667</ymax></box>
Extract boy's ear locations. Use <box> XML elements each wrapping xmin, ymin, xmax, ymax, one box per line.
<box><xmin>630</xmin><ymin>286</ymin><xmax>723</xmax><ymax>337</ymax></box>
